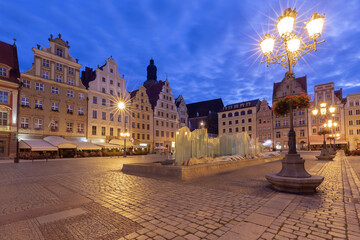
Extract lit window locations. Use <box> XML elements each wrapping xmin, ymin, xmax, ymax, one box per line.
<box><xmin>35</xmin><ymin>99</ymin><xmax>43</xmax><ymax>109</ymax></box>
<box><xmin>20</xmin><ymin>117</ymin><xmax>29</xmax><ymax>129</ymax></box>
<box><xmin>34</xmin><ymin>119</ymin><xmax>43</xmax><ymax>130</ymax></box>
<box><xmin>66</xmin><ymin>122</ymin><xmax>73</xmax><ymax>132</ymax></box>
<box><xmin>77</xmin><ymin>123</ymin><xmax>84</xmax><ymax>133</ymax></box>
<box><xmin>101</xmin><ymin>127</ymin><xmax>106</xmax><ymax>136</ymax></box>
<box><xmin>67</xmin><ymin>105</ymin><xmax>73</xmax><ymax>114</ymax></box>
<box><xmin>92</xmin><ymin>126</ymin><xmax>97</xmax><ymax>135</ymax></box>
<box><xmin>0</xmin><ymin>112</ymin><xmax>8</xmax><ymax>126</ymax></box>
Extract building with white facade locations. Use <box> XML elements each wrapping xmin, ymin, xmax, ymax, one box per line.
<box><xmin>82</xmin><ymin>57</ymin><xmax>129</xmax><ymax>143</ymax></box>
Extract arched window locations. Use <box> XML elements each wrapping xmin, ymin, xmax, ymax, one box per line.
<box><xmin>228</xmin><ymin>113</ymin><xmax>233</xmax><ymax>117</ymax></box>
<box><xmin>247</xmin><ymin>110</ymin><xmax>252</xmax><ymax>114</ymax></box>
<box><xmin>222</xmin><ymin>114</ymin><xmax>226</xmax><ymax>118</ymax></box>
<box><xmin>241</xmin><ymin>111</ymin><xmax>245</xmax><ymax>115</ymax></box>
<box><xmin>234</xmin><ymin>112</ymin><xmax>239</xmax><ymax>116</ymax></box>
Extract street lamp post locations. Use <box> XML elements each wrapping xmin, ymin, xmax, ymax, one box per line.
<box><xmin>312</xmin><ymin>103</ymin><xmax>336</xmax><ymax>159</ymax></box>
<box><xmin>260</xmin><ymin>8</ymin><xmax>325</xmax><ymax>193</ymax></box>
<box><xmin>118</xmin><ymin>101</ymin><xmax>130</xmax><ymax>158</ymax></box>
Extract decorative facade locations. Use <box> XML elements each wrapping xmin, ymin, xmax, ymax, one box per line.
<box><xmin>0</xmin><ymin>41</ymin><xmax>20</xmax><ymax>158</ymax></box>
<box><xmin>187</xmin><ymin>98</ymin><xmax>223</xmax><ymax>137</ymax></box>
<box><xmin>19</xmin><ymin>34</ymin><xmax>87</xmax><ymax>141</ymax></box>
<box><xmin>175</xmin><ymin>95</ymin><xmax>188</xmax><ymax>128</ymax></box>
<box><xmin>272</xmin><ymin>75</ymin><xmax>309</xmax><ymax>151</ymax></box>
<box><xmin>218</xmin><ymin>99</ymin><xmax>260</xmax><ymax>139</ymax></box>
<box><xmin>130</xmin><ymin>86</ymin><xmax>154</xmax><ymax>151</ymax></box>
<box><xmin>308</xmin><ymin>82</ymin><xmax>346</xmax><ymax>150</ymax></box>
<box><xmin>256</xmin><ymin>99</ymin><xmax>273</xmax><ymax>149</ymax></box>
<box><xmin>82</xmin><ymin>57</ymin><xmax>129</xmax><ymax>143</ymax></box>
<box><xmin>143</xmin><ymin>59</ymin><xmax>179</xmax><ymax>152</ymax></box>
<box><xmin>345</xmin><ymin>93</ymin><xmax>360</xmax><ymax>150</ymax></box>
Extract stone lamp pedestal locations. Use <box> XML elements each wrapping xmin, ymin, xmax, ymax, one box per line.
<box><xmin>316</xmin><ymin>143</ymin><xmax>334</xmax><ymax>160</ymax></box>
<box><xmin>266</xmin><ymin>153</ymin><xmax>324</xmax><ymax>193</ymax></box>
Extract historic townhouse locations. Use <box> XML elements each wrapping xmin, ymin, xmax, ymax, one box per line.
<box><xmin>345</xmin><ymin>93</ymin><xmax>360</xmax><ymax>150</ymax></box>
<box><xmin>175</xmin><ymin>95</ymin><xmax>188</xmax><ymax>128</ymax></box>
<box><xmin>0</xmin><ymin>41</ymin><xmax>20</xmax><ymax>158</ymax></box>
<box><xmin>19</xmin><ymin>34</ymin><xmax>87</xmax><ymax>141</ymax></box>
<box><xmin>218</xmin><ymin>99</ymin><xmax>260</xmax><ymax>139</ymax></box>
<box><xmin>272</xmin><ymin>75</ymin><xmax>308</xmax><ymax>151</ymax></box>
<box><xmin>187</xmin><ymin>98</ymin><xmax>224</xmax><ymax>137</ymax></box>
<box><xmin>82</xmin><ymin>57</ymin><xmax>129</xmax><ymax>143</ymax></box>
<box><xmin>308</xmin><ymin>82</ymin><xmax>346</xmax><ymax>150</ymax></box>
<box><xmin>143</xmin><ymin>59</ymin><xmax>179</xmax><ymax>152</ymax></box>
<box><xmin>130</xmin><ymin>86</ymin><xmax>153</xmax><ymax>151</ymax></box>
<box><xmin>256</xmin><ymin>99</ymin><xmax>273</xmax><ymax>149</ymax></box>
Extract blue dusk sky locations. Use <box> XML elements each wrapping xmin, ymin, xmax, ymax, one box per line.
<box><xmin>1</xmin><ymin>0</ymin><xmax>359</xmax><ymax>106</ymax></box>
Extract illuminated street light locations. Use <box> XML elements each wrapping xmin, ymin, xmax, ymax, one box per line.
<box><xmin>261</xmin><ymin>7</ymin><xmax>326</xmax><ymax>192</ymax></box>
<box><xmin>118</xmin><ymin>102</ymin><xmax>130</xmax><ymax>158</ymax></box>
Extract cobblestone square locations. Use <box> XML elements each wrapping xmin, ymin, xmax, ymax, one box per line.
<box><xmin>0</xmin><ymin>152</ymin><xmax>359</xmax><ymax>239</ymax></box>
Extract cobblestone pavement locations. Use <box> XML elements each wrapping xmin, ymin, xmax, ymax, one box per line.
<box><xmin>0</xmin><ymin>152</ymin><xmax>359</xmax><ymax>239</ymax></box>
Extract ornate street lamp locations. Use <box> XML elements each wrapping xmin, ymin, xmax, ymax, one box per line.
<box><xmin>312</xmin><ymin>103</ymin><xmax>336</xmax><ymax>159</ymax></box>
<box><xmin>260</xmin><ymin>8</ymin><xmax>325</xmax><ymax>193</ymax></box>
<box><xmin>118</xmin><ymin>101</ymin><xmax>130</xmax><ymax>158</ymax></box>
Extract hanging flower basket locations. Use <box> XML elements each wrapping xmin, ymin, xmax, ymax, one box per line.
<box><xmin>273</xmin><ymin>92</ymin><xmax>311</xmax><ymax>116</ymax></box>
<box><xmin>318</xmin><ymin>129</ymin><xmax>332</xmax><ymax>136</ymax></box>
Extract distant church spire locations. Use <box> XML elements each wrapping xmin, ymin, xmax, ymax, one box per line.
<box><xmin>144</xmin><ymin>58</ymin><xmax>158</xmax><ymax>88</ymax></box>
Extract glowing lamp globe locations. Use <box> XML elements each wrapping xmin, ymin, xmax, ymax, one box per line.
<box><xmin>312</xmin><ymin>108</ymin><xmax>318</xmax><ymax>116</ymax></box>
<box><xmin>287</xmin><ymin>38</ymin><xmax>301</xmax><ymax>52</ymax></box>
<box><xmin>329</xmin><ymin>106</ymin><xmax>335</xmax><ymax>113</ymax></box>
<box><xmin>306</xmin><ymin>13</ymin><xmax>325</xmax><ymax>39</ymax></box>
<box><xmin>334</xmin><ymin>122</ymin><xmax>338</xmax><ymax>127</ymax></box>
<box><xmin>277</xmin><ymin>8</ymin><xmax>297</xmax><ymax>37</ymax></box>
<box><xmin>260</xmin><ymin>34</ymin><xmax>275</xmax><ymax>55</ymax></box>
<box><xmin>118</xmin><ymin>101</ymin><xmax>125</xmax><ymax>110</ymax></box>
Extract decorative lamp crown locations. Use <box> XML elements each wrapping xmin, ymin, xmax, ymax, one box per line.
<box><xmin>260</xmin><ymin>33</ymin><xmax>275</xmax><ymax>56</ymax></box>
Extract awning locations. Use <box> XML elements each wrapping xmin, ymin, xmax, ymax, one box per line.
<box><xmin>310</xmin><ymin>140</ymin><xmax>347</xmax><ymax>145</ymax></box>
<box><xmin>109</xmin><ymin>139</ymin><xmax>133</xmax><ymax>147</ymax></box>
<box><xmin>94</xmin><ymin>142</ymin><xmax>121</xmax><ymax>149</ymax></box>
<box><xmin>43</xmin><ymin>136</ymin><xmax>77</xmax><ymax>149</ymax></box>
<box><xmin>19</xmin><ymin>139</ymin><xmax>58</xmax><ymax>151</ymax></box>
<box><xmin>71</xmin><ymin>141</ymin><xmax>102</xmax><ymax>150</ymax></box>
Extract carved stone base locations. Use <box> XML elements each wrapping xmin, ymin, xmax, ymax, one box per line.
<box><xmin>316</xmin><ymin>148</ymin><xmax>334</xmax><ymax>160</ymax></box>
<box><xmin>266</xmin><ymin>173</ymin><xmax>324</xmax><ymax>193</ymax></box>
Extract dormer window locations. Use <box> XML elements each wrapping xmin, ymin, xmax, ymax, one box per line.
<box><xmin>56</xmin><ymin>48</ymin><xmax>63</xmax><ymax>57</ymax></box>
<box><xmin>0</xmin><ymin>67</ymin><xmax>7</xmax><ymax>77</ymax></box>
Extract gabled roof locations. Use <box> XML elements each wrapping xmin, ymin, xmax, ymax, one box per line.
<box><xmin>221</xmin><ymin>99</ymin><xmax>260</xmax><ymax>112</ymax></box>
<box><xmin>144</xmin><ymin>80</ymin><xmax>165</xmax><ymax>109</ymax></box>
<box><xmin>187</xmin><ymin>98</ymin><xmax>224</xmax><ymax>118</ymax></box>
<box><xmin>81</xmin><ymin>67</ymin><xmax>96</xmax><ymax>89</ymax></box>
<box><xmin>273</xmin><ymin>75</ymin><xmax>307</xmax><ymax>100</ymax></box>
<box><xmin>130</xmin><ymin>89</ymin><xmax>139</xmax><ymax>99</ymax></box>
<box><xmin>0</xmin><ymin>41</ymin><xmax>20</xmax><ymax>83</ymax></box>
